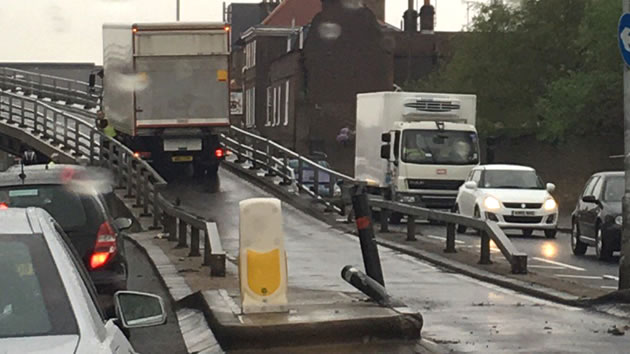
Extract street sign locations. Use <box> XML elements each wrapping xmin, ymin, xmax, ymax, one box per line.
<box><xmin>619</xmin><ymin>13</ymin><xmax>630</xmax><ymax>66</ymax></box>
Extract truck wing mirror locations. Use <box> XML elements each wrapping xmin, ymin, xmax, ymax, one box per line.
<box><xmin>381</xmin><ymin>133</ymin><xmax>391</xmax><ymax>143</ymax></box>
<box><xmin>380</xmin><ymin>144</ymin><xmax>391</xmax><ymax>160</ymax></box>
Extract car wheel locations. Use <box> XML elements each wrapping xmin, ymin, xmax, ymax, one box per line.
<box><xmin>544</xmin><ymin>229</ymin><xmax>557</xmax><ymax>239</ymax></box>
<box><xmin>595</xmin><ymin>225</ymin><xmax>613</xmax><ymax>261</ymax></box>
<box><xmin>571</xmin><ymin>221</ymin><xmax>587</xmax><ymax>256</ymax></box>
<box><xmin>522</xmin><ymin>229</ymin><xmax>533</xmax><ymax>237</ymax></box>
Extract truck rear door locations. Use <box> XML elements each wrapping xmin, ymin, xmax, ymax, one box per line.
<box><xmin>133</xmin><ymin>28</ymin><xmax>230</xmax><ymax>129</ymax></box>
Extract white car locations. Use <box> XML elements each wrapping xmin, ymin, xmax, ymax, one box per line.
<box><xmin>0</xmin><ymin>207</ymin><xmax>167</xmax><ymax>353</ymax></box>
<box><xmin>454</xmin><ymin>164</ymin><xmax>558</xmax><ymax>238</ymax></box>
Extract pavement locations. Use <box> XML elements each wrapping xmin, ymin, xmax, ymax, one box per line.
<box><xmin>204</xmin><ymin>165</ymin><xmax>630</xmax><ymax>353</ymax></box>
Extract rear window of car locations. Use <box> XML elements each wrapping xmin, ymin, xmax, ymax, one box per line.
<box><xmin>0</xmin><ymin>185</ymin><xmax>88</xmax><ymax>231</ymax></box>
<box><xmin>0</xmin><ymin>234</ymin><xmax>78</xmax><ymax>338</ymax></box>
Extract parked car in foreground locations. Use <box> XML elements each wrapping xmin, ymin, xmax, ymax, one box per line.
<box><xmin>0</xmin><ymin>207</ymin><xmax>166</xmax><ymax>353</ymax></box>
<box><xmin>454</xmin><ymin>164</ymin><xmax>558</xmax><ymax>238</ymax></box>
<box><xmin>0</xmin><ymin>164</ymin><xmax>131</xmax><ymax>312</ymax></box>
<box><xmin>571</xmin><ymin>171</ymin><xmax>623</xmax><ymax>260</ymax></box>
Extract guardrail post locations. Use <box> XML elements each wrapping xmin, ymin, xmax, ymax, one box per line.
<box><xmin>479</xmin><ymin>230</ymin><xmax>492</xmax><ymax>265</ymax></box>
<box><xmin>151</xmin><ymin>183</ymin><xmax>166</xmax><ymax>230</ymax></box>
<box><xmin>177</xmin><ymin>219</ymin><xmax>188</xmax><ymax>249</ymax></box>
<box><xmin>265</xmin><ymin>144</ymin><xmax>275</xmax><ymax>176</ymax></box>
<box><xmin>140</xmin><ymin>170</ymin><xmax>151</xmax><ymax>217</ymax></box>
<box><xmin>250</xmin><ymin>140</ymin><xmax>259</xmax><ymax>170</ymax></box>
<box><xmin>379</xmin><ymin>208</ymin><xmax>389</xmax><ymax>233</ymax></box>
<box><xmin>189</xmin><ymin>227</ymin><xmax>201</xmax><ymax>257</ymax></box>
<box><xmin>445</xmin><ymin>223</ymin><xmax>457</xmax><ymax>253</ymax></box>
<box><xmin>281</xmin><ymin>153</ymin><xmax>291</xmax><ymax>185</ymax></box>
<box><xmin>406</xmin><ymin>215</ymin><xmax>417</xmax><ymax>241</ymax></box>
<box><xmin>134</xmin><ymin>163</ymin><xmax>143</xmax><ymax>208</ymax></box>
<box><xmin>73</xmin><ymin>121</ymin><xmax>80</xmax><ymax>156</ymax></box>
<box><xmin>18</xmin><ymin>99</ymin><xmax>26</xmax><ymax>128</ymax></box>
<box><xmin>125</xmin><ymin>154</ymin><xmax>134</xmax><ymax>198</ymax></box>
<box><xmin>297</xmin><ymin>158</ymin><xmax>304</xmax><ymax>192</ymax></box>
<box><xmin>350</xmin><ymin>184</ymin><xmax>385</xmax><ymax>286</ymax></box>
<box><xmin>166</xmin><ymin>213</ymin><xmax>178</xmax><ymax>242</ymax></box>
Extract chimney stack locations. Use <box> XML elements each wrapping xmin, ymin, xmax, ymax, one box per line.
<box><xmin>403</xmin><ymin>0</ymin><xmax>418</xmax><ymax>32</ymax></box>
<box><xmin>420</xmin><ymin>0</ymin><xmax>435</xmax><ymax>33</ymax></box>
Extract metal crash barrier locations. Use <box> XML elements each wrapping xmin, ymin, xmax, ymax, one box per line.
<box><xmin>0</xmin><ymin>88</ymin><xmax>226</xmax><ymax>277</ymax></box>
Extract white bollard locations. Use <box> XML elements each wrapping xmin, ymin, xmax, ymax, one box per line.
<box><xmin>239</xmin><ymin>198</ymin><xmax>288</xmax><ymax>314</ymax></box>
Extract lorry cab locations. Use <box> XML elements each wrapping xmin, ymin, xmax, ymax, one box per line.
<box><xmin>356</xmin><ymin>92</ymin><xmax>479</xmax><ymax>210</ymax></box>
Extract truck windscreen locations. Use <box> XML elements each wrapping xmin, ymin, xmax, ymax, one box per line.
<box><xmin>401</xmin><ymin>130</ymin><xmax>479</xmax><ymax>165</ymax></box>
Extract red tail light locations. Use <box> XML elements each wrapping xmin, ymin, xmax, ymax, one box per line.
<box><xmin>0</xmin><ymin>202</ymin><xmax>8</xmax><ymax>209</ymax></box>
<box><xmin>215</xmin><ymin>148</ymin><xmax>226</xmax><ymax>158</ymax></box>
<box><xmin>133</xmin><ymin>151</ymin><xmax>152</xmax><ymax>159</ymax></box>
<box><xmin>90</xmin><ymin>221</ymin><xmax>117</xmax><ymax>269</ymax></box>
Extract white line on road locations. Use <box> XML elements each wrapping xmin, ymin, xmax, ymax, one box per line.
<box><xmin>603</xmin><ymin>275</ymin><xmax>619</xmax><ymax>281</ymax></box>
<box><xmin>427</xmin><ymin>235</ymin><xmax>465</xmax><ymax>244</ymax></box>
<box><xmin>532</xmin><ymin>257</ymin><xmax>585</xmax><ymax>271</ymax></box>
<box><xmin>601</xmin><ymin>286</ymin><xmax>618</xmax><ymax>290</ymax></box>
<box><xmin>555</xmin><ymin>274</ymin><xmax>603</xmax><ymax>280</ymax></box>
<box><xmin>528</xmin><ymin>265</ymin><xmax>565</xmax><ymax>270</ymax></box>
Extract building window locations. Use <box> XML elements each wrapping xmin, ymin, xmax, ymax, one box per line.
<box><xmin>245</xmin><ymin>40</ymin><xmax>256</xmax><ymax>69</ymax></box>
<box><xmin>265</xmin><ymin>86</ymin><xmax>273</xmax><ymax>127</ymax></box>
<box><xmin>245</xmin><ymin>87</ymin><xmax>255</xmax><ymax>128</ymax></box>
<box><xmin>284</xmin><ymin>80</ymin><xmax>290</xmax><ymax>126</ymax></box>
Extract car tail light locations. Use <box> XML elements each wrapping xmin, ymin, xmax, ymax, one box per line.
<box><xmin>215</xmin><ymin>148</ymin><xmax>226</xmax><ymax>158</ymax></box>
<box><xmin>90</xmin><ymin>221</ymin><xmax>117</xmax><ymax>269</ymax></box>
<box><xmin>133</xmin><ymin>151</ymin><xmax>152</xmax><ymax>159</ymax></box>
<box><xmin>0</xmin><ymin>202</ymin><xmax>8</xmax><ymax>209</ymax></box>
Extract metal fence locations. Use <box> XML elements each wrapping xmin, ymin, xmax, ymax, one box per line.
<box><xmin>222</xmin><ymin>126</ymin><xmax>528</xmax><ymax>274</ymax></box>
<box><xmin>0</xmin><ymin>90</ymin><xmax>225</xmax><ymax>276</ymax></box>
<box><xmin>0</xmin><ymin>67</ymin><xmax>101</xmax><ymax>108</ymax></box>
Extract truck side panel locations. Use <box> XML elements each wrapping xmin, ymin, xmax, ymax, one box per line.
<box><xmin>355</xmin><ymin>94</ymin><xmax>389</xmax><ymax>187</ymax></box>
<box><xmin>103</xmin><ymin>25</ymin><xmax>135</xmax><ymax>136</ymax></box>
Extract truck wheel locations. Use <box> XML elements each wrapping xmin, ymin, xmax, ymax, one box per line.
<box><xmin>205</xmin><ymin>165</ymin><xmax>220</xmax><ymax>193</ymax></box>
<box><xmin>544</xmin><ymin>230</ymin><xmax>557</xmax><ymax>239</ymax></box>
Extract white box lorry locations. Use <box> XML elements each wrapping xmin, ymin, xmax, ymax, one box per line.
<box><xmin>355</xmin><ymin>92</ymin><xmax>479</xmax><ymax>216</ymax></box>
<box><xmin>97</xmin><ymin>22</ymin><xmax>230</xmax><ymax>179</ymax></box>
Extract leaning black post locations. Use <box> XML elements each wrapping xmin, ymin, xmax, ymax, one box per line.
<box><xmin>350</xmin><ymin>183</ymin><xmax>385</xmax><ymax>287</ymax></box>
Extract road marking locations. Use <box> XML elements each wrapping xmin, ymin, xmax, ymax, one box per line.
<box><xmin>427</xmin><ymin>235</ymin><xmax>465</xmax><ymax>244</ymax></box>
<box><xmin>532</xmin><ymin>257</ymin><xmax>585</xmax><ymax>271</ymax></box>
<box><xmin>555</xmin><ymin>274</ymin><xmax>602</xmax><ymax>280</ymax></box>
<box><xmin>601</xmin><ymin>286</ymin><xmax>618</xmax><ymax>290</ymax></box>
<box><xmin>528</xmin><ymin>265</ymin><xmax>565</xmax><ymax>270</ymax></box>
<box><xmin>603</xmin><ymin>275</ymin><xmax>619</xmax><ymax>281</ymax></box>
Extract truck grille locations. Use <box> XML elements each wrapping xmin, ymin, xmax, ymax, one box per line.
<box><xmin>503</xmin><ymin>216</ymin><xmax>543</xmax><ymax>224</ymax></box>
<box><xmin>503</xmin><ymin>203</ymin><xmax>542</xmax><ymax>209</ymax></box>
<box><xmin>407</xmin><ymin>179</ymin><xmax>464</xmax><ymax>190</ymax></box>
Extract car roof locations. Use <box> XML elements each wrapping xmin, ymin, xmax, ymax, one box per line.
<box><xmin>0</xmin><ymin>208</ymin><xmax>44</xmax><ymax>235</ymax></box>
<box><xmin>592</xmin><ymin>171</ymin><xmax>624</xmax><ymax>178</ymax></box>
<box><xmin>0</xmin><ymin>164</ymin><xmax>88</xmax><ymax>186</ymax></box>
<box><xmin>476</xmin><ymin>164</ymin><xmax>535</xmax><ymax>171</ymax></box>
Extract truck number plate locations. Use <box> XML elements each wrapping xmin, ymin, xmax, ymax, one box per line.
<box><xmin>512</xmin><ymin>210</ymin><xmax>535</xmax><ymax>216</ymax></box>
<box><xmin>172</xmin><ymin>156</ymin><xmax>193</xmax><ymax>162</ymax></box>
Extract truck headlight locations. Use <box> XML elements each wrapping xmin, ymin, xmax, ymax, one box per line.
<box><xmin>543</xmin><ymin>198</ymin><xmax>557</xmax><ymax>211</ymax></box>
<box><xmin>483</xmin><ymin>196</ymin><xmax>501</xmax><ymax>210</ymax></box>
<box><xmin>616</xmin><ymin>215</ymin><xmax>623</xmax><ymax>225</ymax></box>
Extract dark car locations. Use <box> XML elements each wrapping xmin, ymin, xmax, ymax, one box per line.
<box><xmin>571</xmin><ymin>171</ymin><xmax>623</xmax><ymax>260</ymax></box>
<box><xmin>0</xmin><ymin>164</ymin><xmax>131</xmax><ymax>310</ymax></box>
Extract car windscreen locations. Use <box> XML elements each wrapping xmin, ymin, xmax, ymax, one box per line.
<box><xmin>401</xmin><ymin>130</ymin><xmax>479</xmax><ymax>165</ymax></box>
<box><xmin>603</xmin><ymin>176</ymin><xmax>623</xmax><ymax>202</ymax></box>
<box><xmin>482</xmin><ymin>170</ymin><xmax>545</xmax><ymax>189</ymax></box>
<box><xmin>0</xmin><ymin>234</ymin><xmax>78</xmax><ymax>338</ymax></box>
<box><xmin>0</xmin><ymin>185</ymin><xmax>87</xmax><ymax>231</ymax></box>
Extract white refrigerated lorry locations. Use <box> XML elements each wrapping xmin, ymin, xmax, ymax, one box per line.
<box><xmin>98</xmin><ymin>22</ymin><xmax>230</xmax><ymax>179</ymax></box>
<box><xmin>355</xmin><ymin>92</ymin><xmax>479</xmax><ymax>217</ymax></box>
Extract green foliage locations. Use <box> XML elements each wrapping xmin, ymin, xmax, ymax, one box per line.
<box><xmin>408</xmin><ymin>0</ymin><xmax>622</xmax><ymax>142</ymax></box>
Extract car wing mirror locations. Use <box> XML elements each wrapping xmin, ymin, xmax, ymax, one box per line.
<box><xmin>464</xmin><ymin>181</ymin><xmax>477</xmax><ymax>190</ymax></box>
<box><xmin>546</xmin><ymin>183</ymin><xmax>556</xmax><ymax>193</ymax></box>
<box><xmin>113</xmin><ymin>217</ymin><xmax>133</xmax><ymax>231</ymax></box>
<box><xmin>114</xmin><ymin>291</ymin><xmax>167</xmax><ymax>329</ymax></box>
<box><xmin>582</xmin><ymin>195</ymin><xmax>599</xmax><ymax>204</ymax></box>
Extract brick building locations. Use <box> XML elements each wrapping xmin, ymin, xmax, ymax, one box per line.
<box><xmin>231</xmin><ymin>0</ymin><xmax>456</xmax><ymax>175</ymax></box>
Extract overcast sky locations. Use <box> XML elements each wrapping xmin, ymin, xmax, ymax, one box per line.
<box><xmin>0</xmin><ymin>0</ymin><xmax>474</xmax><ymax>64</ymax></box>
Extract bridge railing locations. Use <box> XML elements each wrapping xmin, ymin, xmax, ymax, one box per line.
<box><xmin>0</xmin><ymin>90</ymin><xmax>225</xmax><ymax>276</ymax></box>
<box><xmin>0</xmin><ymin>67</ymin><xmax>101</xmax><ymax>109</ymax></box>
<box><xmin>221</xmin><ymin>126</ymin><xmax>528</xmax><ymax>274</ymax></box>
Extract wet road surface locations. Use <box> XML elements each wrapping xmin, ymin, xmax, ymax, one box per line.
<box><xmin>166</xmin><ymin>169</ymin><xmax>630</xmax><ymax>353</ymax></box>
<box><xmin>125</xmin><ymin>239</ymin><xmax>188</xmax><ymax>354</ymax></box>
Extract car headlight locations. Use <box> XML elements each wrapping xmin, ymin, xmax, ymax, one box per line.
<box><xmin>483</xmin><ymin>196</ymin><xmax>501</xmax><ymax>210</ymax></box>
<box><xmin>543</xmin><ymin>198</ymin><xmax>557</xmax><ymax>211</ymax></box>
<box><xmin>616</xmin><ymin>215</ymin><xmax>623</xmax><ymax>225</ymax></box>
